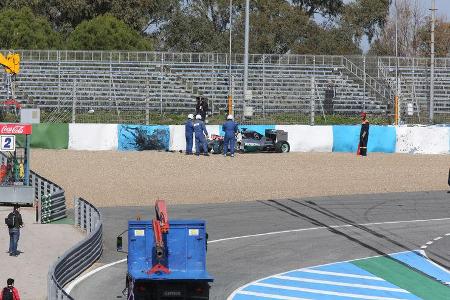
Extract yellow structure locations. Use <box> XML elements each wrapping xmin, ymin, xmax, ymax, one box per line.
<box><xmin>0</xmin><ymin>52</ymin><xmax>20</xmax><ymax>75</ymax></box>
<box><xmin>394</xmin><ymin>95</ymin><xmax>399</xmax><ymax>125</ymax></box>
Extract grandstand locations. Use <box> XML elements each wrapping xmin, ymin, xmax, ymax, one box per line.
<box><xmin>0</xmin><ymin>50</ymin><xmax>448</xmax><ymax>124</ymax></box>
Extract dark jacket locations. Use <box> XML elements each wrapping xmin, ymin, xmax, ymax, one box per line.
<box><xmin>7</xmin><ymin>210</ymin><xmax>22</xmax><ymax>229</ymax></box>
<box><xmin>360</xmin><ymin>120</ymin><xmax>370</xmax><ymax>146</ymax></box>
<box><xmin>196</xmin><ymin>100</ymin><xmax>208</xmax><ymax>116</ymax></box>
<box><xmin>0</xmin><ymin>286</ymin><xmax>21</xmax><ymax>300</ymax></box>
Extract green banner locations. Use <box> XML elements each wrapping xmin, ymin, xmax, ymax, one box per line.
<box><xmin>17</xmin><ymin>124</ymin><xmax>69</xmax><ymax>149</ymax></box>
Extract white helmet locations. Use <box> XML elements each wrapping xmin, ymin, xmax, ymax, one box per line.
<box><xmin>227</xmin><ymin>114</ymin><xmax>233</xmax><ymax>120</ymax></box>
<box><xmin>188</xmin><ymin>114</ymin><xmax>194</xmax><ymax>119</ymax></box>
<box><xmin>196</xmin><ymin>114</ymin><xmax>202</xmax><ymax>120</ymax></box>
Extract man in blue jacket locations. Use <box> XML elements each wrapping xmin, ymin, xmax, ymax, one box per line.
<box><xmin>222</xmin><ymin>114</ymin><xmax>239</xmax><ymax>157</ymax></box>
<box><xmin>185</xmin><ymin>114</ymin><xmax>194</xmax><ymax>155</ymax></box>
<box><xmin>193</xmin><ymin>114</ymin><xmax>209</xmax><ymax>156</ymax></box>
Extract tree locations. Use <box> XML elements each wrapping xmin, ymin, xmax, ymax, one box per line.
<box><xmin>369</xmin><ymin>0</ymin><xmax>450</xmax><ymax>57</ymax></box>
<box><xmin>341</xmin><ymin>0</ymin><xmax>391</xmax><ymax>44</ymax></box>
<box><xmin>290</xmin><ymin>0</ymin><xmax>343</xmax><ymax>17</ymax></box>
<box><xmin>369</xmin><ymin>0</ymin><xmax>425</xmax><ymax>56</ymax></box>
<box><xmin>0</xmin><ymin>7</ymin><xmax>62</xmax><ymax>49</ymax></box>
<box><xmin>293</xmin><ymin>26</ymin><xmax>361</xmax><ymax>55</ymax></box>
<box><xmin>66</xmin><ymin>14</ymin><xmax>153</xmax><ymax>50</ymax></box>
<box><xmin>416</xmin><ymin>17</ymin><xmax>450</xmax><ymax>57</ymax></box>
<box><xmin>161</xmin><ymin>10</ymin><xmax>226</xmax><ymax>52</ymax></box>
<box><xmin>1</xmin><ymin>0</ymin><xmax>178</xmax><ymax>34</ymax></box>
<box><xmin>158</xmin><ymin>0</ymin><xmax>359</xmax><ymax>54</ymax></box>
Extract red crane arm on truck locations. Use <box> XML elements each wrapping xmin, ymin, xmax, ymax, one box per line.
<box><xmin>147</xmin><ymin>200</ymin><xmax>171</xmax><ymax>275</ymax></box>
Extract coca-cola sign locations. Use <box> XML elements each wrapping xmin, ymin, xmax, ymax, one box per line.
<box><xmin>0</xmin><ymin>124</ymin><xmax>32</xmax><ymax>135</ymax></box>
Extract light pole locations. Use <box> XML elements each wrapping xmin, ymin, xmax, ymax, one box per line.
<box><xmin>228</xmin><ymin>0</ymin><xmax>233</xmax><ymax>115</ymax></box>
<box><xmin>430</xmin><ymin>0</ymin><xmax>436</xmax><ymax>123</ymax></box>
<box><xmin>394</xmin><ymin>0</ymin><xmax>400</xmax><ymax>125</ymax></box>
<box><xmin>243</xmin><ymin>0</ymin><xmax>250</xmax><ymax>115</ymax></box>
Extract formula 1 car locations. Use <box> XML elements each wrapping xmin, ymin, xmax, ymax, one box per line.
<box><xmin>208</xmin><ymin>128</ymin><xmax>290</xmax><ymax>154</ymax></box>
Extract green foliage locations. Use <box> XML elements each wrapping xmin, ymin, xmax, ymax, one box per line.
<box><xmin>0</xmin><ymin>0</ymin><xmax>394</xmax><ymax>55</ymax></box>
<box><xmin>0</xmin><ymin>7</ymin><xmax>62</xmax><ymax>49</ymax></box>
<box><xmin>341</xmin><ymin>0</ymin><xmax>390</xmax><ymax>44</ymax></box>
<box><xmin>293</xmin><ymin>25</ymin><xmax>361</xmax><ymax>55</ymax></box>
<box><xmin>162</xmin><ymin>10</ymin><xmax>227</xmax><ymax>52</ymax></box>
<box><xmin>416</xmin><ymin>18</ymin><xmax>450</xmax><ymax>57</ymax></box>
<box><xmin>66</xmin><ymin>14</ymin><xmax>153</xmax><ymax>50</ymax></box>
<box><xmin>291</xmin><ymin>0</ymin><xmax>344</xmax><ymax>17</ymax></box>
<box><xmin>159</xmin><ymin>0</ymin><xmax>360</xmax><ymax>55</ymax></box>
<box><xmin>248</xmin><ymin>0</ymin><xmax>310</xmax><ymax>54</ymax></box>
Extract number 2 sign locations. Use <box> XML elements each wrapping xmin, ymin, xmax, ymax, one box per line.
<box><xmin>1</xmin><ymin>135</ymin><xmax>15</xmax><ymax>151</ymax></box>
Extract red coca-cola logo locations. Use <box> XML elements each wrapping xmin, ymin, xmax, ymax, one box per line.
<box><xmin>0</xmin><ymin>124</ymin><xmax>32</xmax><ymax>135</ymax></box>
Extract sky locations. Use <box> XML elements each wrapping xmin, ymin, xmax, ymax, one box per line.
<box><xmin>360</xmin><ymin>0</ymin><xmax>450</xmax><ymax>52</ymax></box>
<box><xmin>419</xmin><ymin>0</ymin><xmax>449</xmax><ymax>19</ymax></box>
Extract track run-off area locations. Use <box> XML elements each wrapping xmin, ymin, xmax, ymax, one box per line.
<box><xmin>67</xmin><ymin>191</ymin><xmax>450</xmax><ymax>300</ymax></box>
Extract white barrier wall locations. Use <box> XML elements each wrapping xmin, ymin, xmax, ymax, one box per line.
<box><xmin>276</xmin><ymin>125</ymin><xmax>333</xmax><ymax>152</ymax></box>
<box><xmin>69</xmin><ymin>124</ymin><xmax>118</xmax><ymax>150</ymax></box>
<box><xmin>169</xmin><ymin>125</ymin><xmax>220</xmax><ymax>151</ymax></box>
<box><xmin>65</xmin><ymin>124</ymin><xmax>450</xmax><ymax>154</ymax></box>
<box><xmin>396</xmin><ymin>126</ymin><xmax>449</xmax><ymax>154</ymax></box>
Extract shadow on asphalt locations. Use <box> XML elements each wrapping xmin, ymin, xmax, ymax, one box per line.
<box><xmin>258</xmin><ymin>199</ymin><xmax>450</xmax><ymax>285</ymax></box>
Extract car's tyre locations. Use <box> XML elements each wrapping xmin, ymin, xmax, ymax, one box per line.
<box><xmin>275</xmin><ymin>141</ymin><xmax>290</xmax><ymax>153</ymax></box>
<box><xmin>212</xmin><ymin>141</ymin><xmax>224</xmax><ymax>154</ymax></box>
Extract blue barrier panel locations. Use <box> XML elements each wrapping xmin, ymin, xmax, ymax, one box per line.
<box><xmin>368</xmin><ymin>126</ymin><xmax>396</xmax><ymax>153</ymax></box>
<box><xmin>118</xmin><ymin>125</ymin><xmax>170</xmax><ymax>151</ymax></box>
<box><xmin>332</xmin><ymin>125</ymin><xmax>359</xmax><ymax>153</ymax></box>
<box><xmin>220</xmin><ymin>124</ymin><xmax>275</xmax><ymax>136</ymax></box>
<box><xmin>332</xmin><ymin>125</ymin><xmax>396</xmax><ymax>153</ymax></box>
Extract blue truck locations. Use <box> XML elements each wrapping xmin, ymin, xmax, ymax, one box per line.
<box><xmin>118</xmin><ymin>201</ymin><xmax>213</xmax><ymax>299</ymax></box>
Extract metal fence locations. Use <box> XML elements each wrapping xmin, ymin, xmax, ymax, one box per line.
<box><xmin>48</xmin><ymin>197</ymin><xmax>103</xmax><ymax>300</ymax></box>
<box><xmin>30</xmin><ymin>171</ymin><xmax>67</xmax><ymax>223</ymax></box>
<box><xmin>1</xmin><ymin>50</ymin><xmax>449</xmax><ymax>125</ymax></box>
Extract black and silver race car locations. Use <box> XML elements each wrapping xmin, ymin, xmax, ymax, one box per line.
<box><xmin>208</xmin><ymin>128</ymin><xmax>290</xmax><ymax>154</ymax></box>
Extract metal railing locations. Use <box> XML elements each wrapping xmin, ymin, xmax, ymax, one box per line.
<box><xmin>0</xmin><ymin>50</ymin><xmax>449</xmax><ymax>124</ymax></box>
<box><xmin>341</xmin><ymin>56</ymin><xmax>393</xmax><ymax>102</ymax></box>
<box><xmin>30</xmin><ymin>171</ymin><xmax>67</xmax><ymax>223</ymax></box>
<box><xmin>48</xmin><ymin>197</ymin><xmax>103</xmax><ymax>300</ymax></box>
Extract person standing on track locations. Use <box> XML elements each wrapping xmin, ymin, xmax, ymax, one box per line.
<box><xmin>193</xmin><ymin>114</ymin><xmax>209</xmax><ymax>156</ymax></box>
<box><xmin>222</xmin><ymin>115</ymin><xmax>239</xmax><ymax>157</ymax></box>
<box><xmin>185</xmin><ymin>114</ymin><xmax>194</xmax><ymax>155</ymax></box>
<box><xmin>358</xmin><ymin>112</ymin><xmax>370</xmax><ymax>156</ymax></box>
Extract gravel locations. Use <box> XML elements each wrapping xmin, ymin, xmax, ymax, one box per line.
<box><xmin>30</xmin><ymin>150</ymin><xmax>450</xmax><ymax>208</ymax></box>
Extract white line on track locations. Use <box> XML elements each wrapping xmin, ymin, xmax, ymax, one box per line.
<box><xmin>65</xmin><ymin>259</ymin><xmax>126</xmax><ymax>294</ymax></box>
<box><xmin>66</xmin><ymin>216</ymin><xmax>450</xmax><ymax>295</ymax></box>
<box><xmin>299</xmin><ymin>269</ymin><xmax>383</xmax><ymax>281</ymax></box>
<box><xmin>235</xmin><ymin>290</ymin><xmax>312</xmax><ymax>300</ymax></box>
<box><xmin>252</xmin><ymin>282</ymin><xmax>406</xmax><ymax>300</ymax></box>
<box><xmin>273</xmin><ymin>275</ymin><xmax>408</xmax><ymax>292</ymax></box>
<box><xmin>420</xmin><ymin>232</ymin><xmax>450</xmax><ymax>250</ymax></box>
<box><xmin>418</xmin><ymin>249</ymin><xmax>450</xmax><ymax>277</ymax></box>
<box><xmin>226</xmin><ymin>250</ymin><xmax>413</xmax><ymax>300</ymax></box>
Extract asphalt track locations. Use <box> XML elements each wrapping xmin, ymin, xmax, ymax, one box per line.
<box><xmin>70</xmin><ymin>191</ymin><xmax>450</xmax><ymax>299</ymax></box>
